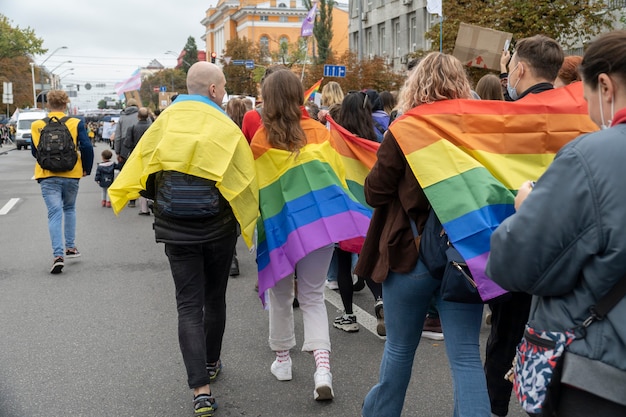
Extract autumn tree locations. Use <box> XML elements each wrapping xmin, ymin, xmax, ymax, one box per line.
<box><xmin>182</xmin><ymin>36</ymin><xmax>199</xmax><ymax>73</ymax></box>
<box><xmin>304</xmin><ymin>0</ymin><xmax>334</xmax><ymax>64</ymax></box>
<box><xmin>139</xmin><ymin>69</ymin><xmax>186</xmax><ymax>110</ymax></box>
<box><xmin>425</xmin><ymin>0</ymin><xmax>614</xmax><ymax>54</ymax></box>
<box><xmin>0</xmin><ymin>15</ymin><xmax>47</xmax><ymax>112</ymax></box>
<box><xmin>222</xmin><ymin>37</ymin><xmax>262</xmax><ymax>96</ymax></box>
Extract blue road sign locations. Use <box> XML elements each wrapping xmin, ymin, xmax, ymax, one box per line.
<box><xmin>232</xmin><ymin>60</ymin><xmax>245</xmax><ymax>66</ymax></box>
<box><xmin>245</xmin><ymin>60</ymin><xmax>255</xmax><ymax>69</ymax></box>
<box><xmin>160</xmin><ymin>86</ymin><xmax>167</xmax><ymax>92</ymax></box>
<box><xmin>323</xmin><ymin>65</ymin><xmax>347</xmax><ymax>78</ymax></box>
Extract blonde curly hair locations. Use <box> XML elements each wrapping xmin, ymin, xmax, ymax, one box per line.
<box><xmin>397</xmin><ymin>52</ymin><xmax>472</xmax><ymax>113</ymax></box>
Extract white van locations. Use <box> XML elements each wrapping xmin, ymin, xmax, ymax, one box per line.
<box><xmin>16</xmin><ymin>109</ymin><xmax>47</xmax><ymax>150</ymax></box>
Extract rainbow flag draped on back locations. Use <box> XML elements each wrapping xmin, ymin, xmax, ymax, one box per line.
<box><xmin>390</xmin><ymin>82</ymin><xmax>598</xmax><ymax>301</ymax></box>
<box><xmin>303</xmin><ymin>78</ymin><xmax>323</xmax><ymax>103</ymax></box>
<box><xmin>251</xmin><ymin>118</ymin><xmax>372</xmax><ymax>302</ymax></box>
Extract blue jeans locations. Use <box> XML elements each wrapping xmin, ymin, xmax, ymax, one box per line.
<box><xmin>362</xmin><ymin>259</ymin><xmax>490</xmax><ymax>417</ymax></box>
<box><xmin>40</xmin><ymin>177</ymin><xmax>80</xmax><ymax>258</ymax></box>
<box><xmin>164</xmin><ymin>232</ymin><xmax>237</xmax><ymax>389</ymax></box>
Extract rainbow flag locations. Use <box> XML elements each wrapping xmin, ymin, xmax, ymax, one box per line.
<box><xmin>251</xmin><ymin>118</ymin><xmax>372</xmax><ymax>302</ymax></box>
<box><xmin>303</xmin><ymin>78</ymin><xmax>323</xmax><ymax>103</ymax></box>
<box><xmin>390</xmin><ymin>82</ymin><xmax>598</xmax><ymax>301</ymax></box>
<box><xmin>326</xmin><ymin>115</ymin><xmax>379</xmax><ymax>208</ymax></box>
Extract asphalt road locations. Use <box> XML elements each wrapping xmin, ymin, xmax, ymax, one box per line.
<box><xmin>0</xmin><ymin>144</ymin><xmax>527</xmax><ymax>417</ymax></box>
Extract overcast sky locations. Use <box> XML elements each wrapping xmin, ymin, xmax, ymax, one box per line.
<box><xmin>3</xmin><ymin>1</ymin><xmax>218</xmax><ymax>87</ymax></box>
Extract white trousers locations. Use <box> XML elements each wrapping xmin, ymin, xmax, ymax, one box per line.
<box><xmin>268</xmin><ymin>244</ymin><xmax>334</xmax><ymax>352</ymax></box>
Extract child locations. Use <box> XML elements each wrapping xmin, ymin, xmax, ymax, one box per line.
<box><xmin>94</xmin><ymin>149</ymin><xmax>117</xmax><ymax>207</ymax></box>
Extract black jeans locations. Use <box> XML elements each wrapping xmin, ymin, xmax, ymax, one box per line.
<box><xmin>164</xmin><ymin>233</ymin><xmax>237</xmax><ymax>389</ymax></box>
<box><xmin>484</xmin><ymin>291</ymin><xmax>532</xmax><ymax>416</ymax></box>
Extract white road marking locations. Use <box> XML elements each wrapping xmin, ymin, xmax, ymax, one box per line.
<box><xmin>0</xmin><ymin>198</ymin><xmax>20</xmax><ymax>215</ymax></box>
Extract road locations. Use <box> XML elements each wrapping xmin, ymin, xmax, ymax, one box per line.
<box><xmin>0</xmin><ymin>144</ymin><xmax>527</xmax><ymax>416</ymax></box>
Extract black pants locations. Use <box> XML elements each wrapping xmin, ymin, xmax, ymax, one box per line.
<box><xmin>485</xmin><ymin>291</ymin><xmax>532</xmax><ymax>416</ymax></box>
<box><xmin>164</xmin><ymin>233</ymin><xmax>236</xmax><ymax>389</ymax></box>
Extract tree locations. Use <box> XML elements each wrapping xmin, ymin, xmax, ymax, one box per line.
<box><xmin>425</xmin><ymin>0</ymin><xmax>614</xmax><ymax>54</ymax></box>
<box><xmin>304</xmin><ymin>0</ymin><xmax>334</xmax><ymax>64</ymax></box>
<box><xmin>0</xmin><ymin>14</ymin><xmax>46</xmax><ymax>59</ymax></box>
<box><xmin>222</xmin><ymin>37</ymin><xmax>262</xmax><ymax>96</ymax></box>
<box><xmin>272</xmin><ymin>38</ymin><xmax>308</xmax><ymax>67</ymax></box>
<box><xmin>182</xmin><ymin>36</ymin><xmax>199</xmax><ymax>73</ymax></box>
<box><xmin>139</xmin><ymin>69</ymin><xmax>186</xmax><ymax>110</ymax></box>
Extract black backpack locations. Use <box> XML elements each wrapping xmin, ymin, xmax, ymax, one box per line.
<box><xmin>36</xmin><ymin>116</ymin><xmax>78</xmax><ymax>172</ymax></box>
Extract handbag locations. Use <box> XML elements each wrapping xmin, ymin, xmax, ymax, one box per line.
<box><xmin>506</xmin><ymin>273</ymin><xmax>626</xmax><ymax>416</ymax></box>
<box><xmin>410</xmin><ymin>208</ymin><xmax>483</xmax><ymax>303</ymax></box>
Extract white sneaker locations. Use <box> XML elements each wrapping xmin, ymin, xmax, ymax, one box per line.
<box><xmin>325</xmin><ymin>280</ymin><xmax>339</xmax><ymax>290</ymax></box>
<box><xmin>271</xmin><ymin>358</ymin><xmax>292</xmax><ymax>381</ymax></box>
<box><xmin>313</xmin><ymin>369</ymin><xmax>334</xmax><ymax>401</ymax></box>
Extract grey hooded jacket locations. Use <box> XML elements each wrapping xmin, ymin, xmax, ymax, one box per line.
<box><xmin>486</xmin><ymin>123</ymin><xmax>626</xmax><ymax>406</ymax></box>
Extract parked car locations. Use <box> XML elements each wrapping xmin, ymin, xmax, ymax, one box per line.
<box><xmin>16</xmin><ymin>110</ymin><xmax>47</xmax><ymax>150</ymax></box>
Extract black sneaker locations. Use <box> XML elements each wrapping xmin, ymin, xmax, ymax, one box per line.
<box><xmin>207</xmin><ymin>359</ymin><xmax>222</xmax><ymax>381</ymax></box>
<box><xmin>229</xmin><ymin>256</ymin><xmax>239</xmax><ymax>276</ymax></box>
<box><xmin>193</xmin><ymin>393</ymin><xmax>217</xmax><ymax>417</ymax></box>
<box><xmin>65</xmin><ymin>248</ymin><xmax>81</xmax><ymax>258</ymax></box>
<box><xmin>333</xmin><ymin>313</ymin><xmax>359</xmax><ymax>332</ymax></box>
<box><xmin>375</xmin><ymin>298</ymin><xmax>386</xmax><ymax>336</ymax></box>
<box><xmin>50</xmin><ymin>256</ymin><xmax>64</xmax><ymax>274</ymax></box>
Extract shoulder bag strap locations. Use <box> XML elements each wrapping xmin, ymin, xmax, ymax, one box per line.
<box><xmin>577</xmin><ymin>273</ymin><xmax>626</xmax><ymax>335</ymax></box>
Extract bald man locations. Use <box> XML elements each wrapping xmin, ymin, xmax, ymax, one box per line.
<box><xmin>113</xmin><ymin>61</ymin><xmax>256</xmax><ymax>417</ymax></box>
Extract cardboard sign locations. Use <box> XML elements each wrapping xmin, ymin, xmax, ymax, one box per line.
<box><xmin>452</xmin><ymin>23</ymin><xmax>513</xmax><ymax>71</ymax></box>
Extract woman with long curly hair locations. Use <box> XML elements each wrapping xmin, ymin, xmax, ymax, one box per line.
<box><xmin>356</xmin><ymin>52</ymin><xmax>491</xmax><ymax>417</ymax></box>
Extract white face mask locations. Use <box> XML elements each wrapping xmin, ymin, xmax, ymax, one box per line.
<box><xmin>598</xmin><ymin>87</ymin><xmax>615</xmax><ymax>130</ymax></box>
<box><xmin>507</xmin><ymin>64</ymin><xmax>521</xmax><ymax>101</ymax></box>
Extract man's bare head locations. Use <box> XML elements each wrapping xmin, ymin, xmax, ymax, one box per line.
<box><xmin>187</xmin><ymin>62</ymin><xmax>226</xmax><ymax>105</ymax></box>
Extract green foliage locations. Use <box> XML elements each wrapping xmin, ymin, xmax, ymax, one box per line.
<box><xmin>304</xmin><ymin>0</ymin><xmax>334</xmax><ymax>64</ymax></box>
<box><xmin>0</xmin><ymin>14</ymin><xmax>46</xmax><ymax>59</ymax></box>
<box><xmin>139</xmin><ymin>69</ymin><xmax>186</xmax><ymax>110</ymax></box>
<box><xmin>182</xmin><ymin>36</ymin><xmax>199</xmax><ymax>73</ymax></box>
<box><xmin>222</xmin><ymin>37</ymin><xmax>263</xmax><ymax>96</ymax></box>
<box><xmin>425</xmin><ymin>0</ymin><xmax>614</xmax><ymax>54</ymax></box>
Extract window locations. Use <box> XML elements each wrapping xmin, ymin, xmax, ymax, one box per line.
<box><xmin>366</xmin><ymin>29</ymin><xmax>373</xmax><ymax>56</ymax></box>
<box><xmin>278</xmin><ymin>2</ymin><xmax>287</xmax><ymax>6</ymax></box>
<box><xmin>260</xmin><ymin>15</ymin><xmax>269</xmax><ymax>22</ymax></box>
<box><xmin>279</xmin><ymin>36</ymin><xmax>289</xmax><ymax>46</ymax></box>
<box><xmin>409</xmin><ymin>14</ymin><xmax>417</xmax><ymax>52</ymax></box>
<box><xmin>260</xmin><ymin>35</ymin><xmax>269</xmax><ymax>54</ymax></box>
<box><xmin>378</xmin><ymin>24</ymin><xmax>386</xmax><ymax>56</ymax></box>
<box><xmin>392</xmin><ymin>18</ymin><xmax>400</xmax><ymax>57</ymax></box>
<box><xmin>279</xmin><ymin>16</ymin><xmax>288</xmax><ymax>23</ymax></box>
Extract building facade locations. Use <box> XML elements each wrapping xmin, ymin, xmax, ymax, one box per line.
<box><xmin>348</xmin><ymin>0</ymin><xmax>438</xmax><ymax>70</ymax></box>
<box><xmin>201</xmin><ymin>0</ymin><xmax>349</xmax><ymax>63</ymax></box>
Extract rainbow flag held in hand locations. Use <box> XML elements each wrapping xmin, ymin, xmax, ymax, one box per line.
<box><xmin>303</xmin><ymin>78</ymin><xmax>323</xmax><ymax>103</ymax></box>
<box><xmin>251</xmin><ymin>118</ymin><xmax>372</xmax><ymax>304</ymax></box>
<box><xmin>391</xmin><ymin>82</ymin><xmax>598</xmax><ymax>302</ymax></box>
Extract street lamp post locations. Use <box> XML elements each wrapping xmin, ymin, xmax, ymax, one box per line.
<box><xmin>38</xmin><ymin>46</ymin><xmax>68</xmax><ymax>108</ymax></box>
<box><xmin>165</xmin><ymin>50</ymin><xmax>192</xmax><ymax>67</ymax></box>
<box><xmin>55</xmin><ymin>68</ymin><xmax>74</xmax><ymax>89</ymax></box>
<box><xmin>30</xmin><ymin>62</ymin><xmax>36</xmax><ymax>107</ymax></box>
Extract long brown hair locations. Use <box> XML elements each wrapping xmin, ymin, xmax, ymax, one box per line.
<box><xmin>261</xmin><ymin>71</ymin><xmax>306</xmax><ymax>151</ymax></box>
<box><xmin>225</xmin><ymin>98</ymin><xmax>247</xmax><ymax>129</ymax></box>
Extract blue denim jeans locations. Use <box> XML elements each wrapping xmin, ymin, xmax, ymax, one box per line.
<box><xmin>362</xmin><ymin>259</ymin><xmax>490</xmax><ymax>417</ymax></box>
<box><xmin>164</xmin><ymin>232</ymin><xmax>237</xmax><ymax>389</ymax></box>
<box><xmin>40</xmin><ymin>177</ymin><xmax>80</xmax><ymax>258</ymax></box>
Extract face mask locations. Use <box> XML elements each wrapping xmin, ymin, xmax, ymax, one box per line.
<box><xmin>507</xmin><ymin>64</ymin><xmax>521</xmax><ymax>101</ymax></box>
<box><xmin>598</xmin><ymin>87</ymin><xmax>615</xmax><ymax>130</ymax></box>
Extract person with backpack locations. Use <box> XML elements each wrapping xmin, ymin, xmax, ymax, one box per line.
<box><xmin>31</xmin><ymin>90</ymin><xmax>94</xmax><ymax>274</ymax></box>
<box><xmin>94</xmin><ymin>149</ymin><xmax>117</xmax><ymax>208</ymax></box>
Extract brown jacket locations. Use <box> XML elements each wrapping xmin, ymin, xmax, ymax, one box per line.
<box><xmin>354</xmin><ymin>130</ymin><xmax>430</xmax><ymax>283</ymax></box>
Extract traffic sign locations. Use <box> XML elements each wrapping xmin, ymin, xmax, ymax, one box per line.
<box><xmin>323</xmin><ymin>65</ymin><xmax>346</xmax><ymax>78</ymax></box>
<box><xmin>160</xmin><ymin>86</ymin><xmax>167</xmax><ymax>92</ymax></box>
<box><xmin>232</xmin><ymin>60</ymin><xmax>245</xmax><ymax>66</ymax></box>
<box><xmin>245</xmin><ymin>60</ymin><xmax>255</xmax><ymax>69</ymax></box>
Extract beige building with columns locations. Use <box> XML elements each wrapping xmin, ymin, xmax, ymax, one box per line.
<box><xmin>201</xmin><ymin>0</ymin><xmax>349</xmax><ymax>62</ymax></box>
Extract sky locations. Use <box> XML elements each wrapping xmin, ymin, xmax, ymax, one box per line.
<box><xmin>3</xmin><ymin>0</ymin><xmax>218</xmax><ymax>108</ymax></box>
